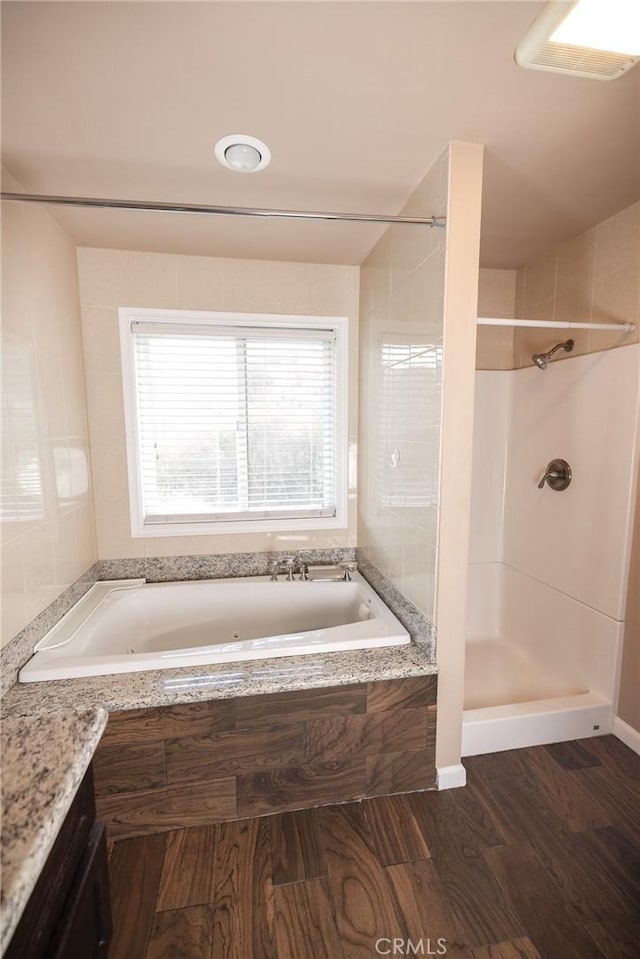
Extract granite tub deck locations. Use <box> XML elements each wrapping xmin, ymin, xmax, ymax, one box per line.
<box><xmin>2</xmin><ymin>642</ymin><xmax>436</xmax><ymax>717</ymax></box>
<box><xmin>0</xmin><ymin>710</ymin><xmax>108</xmax><ymax>955</ymax></box>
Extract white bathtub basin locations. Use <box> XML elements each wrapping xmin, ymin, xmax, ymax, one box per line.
<box><xmin>18</xmin><ymin>572</ymin><xmax>410</xmax><ymax>682</ymax></box>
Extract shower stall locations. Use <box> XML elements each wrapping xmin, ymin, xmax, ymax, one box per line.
<box><xmin>464</xmin><ymin>341</ymin><xmax>640</xmax><ymax>755</ymax></box>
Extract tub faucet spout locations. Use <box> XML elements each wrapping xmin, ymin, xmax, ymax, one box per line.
<box><xmin>295</xmin><ymin>550</ymin><xmax>315</xmax><ymax>580</ymax></box>
<box><xmin>339</xmin><ymin>561</ymin><xmax>358</xmax><ymax>581</ymax></box>
<box><xmin>270</xmin><ymin>557</ymin><xmax>297</xmax><ymax>581</ymax></box>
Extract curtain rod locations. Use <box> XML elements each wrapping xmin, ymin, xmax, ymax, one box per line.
<box><xmin>478</xmin><ymin>317</ymin><xmax>637</xmax><ymax>333</ymax></box>
<box><xmin>0</xmin><ymin>192</ymin><xmax>446</xmax><ymax>227</ymax></box>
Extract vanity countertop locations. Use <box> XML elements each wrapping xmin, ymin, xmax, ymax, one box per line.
<box><xmin>0</xmin><ymin>709</ymin><xmax>108</xmax><ymax>955</ymax></box>
<box><xmin>1</xmin><ymin>642</ymin><xmax>437</xmax><ymax>718</ymax></box>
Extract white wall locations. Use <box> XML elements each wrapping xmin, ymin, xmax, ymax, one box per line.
<box><xmin>1</xmin><ymin>170</ymin><xmax>97</xmax><ymax>648</ymax></box>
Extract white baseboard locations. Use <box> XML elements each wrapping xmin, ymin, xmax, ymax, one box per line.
<box><xmin>437</xmin><ymin>763</ymin><xmax>467</xmax><ymax>790</ymax></box>
<box><xmin>613</xmin><ymin>716</ymin><xmax>640</xmax><ymax>756</ymax></box>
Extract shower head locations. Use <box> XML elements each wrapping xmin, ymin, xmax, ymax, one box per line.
<box><xmin>533</xmin><ymin>353</ymin><xmax>548</xmax><ymax>370</ymax></box>
<box><xmin>532</xmin><ymin>339</ymin><xmax>574</xmax><ymax>370</ymax></box>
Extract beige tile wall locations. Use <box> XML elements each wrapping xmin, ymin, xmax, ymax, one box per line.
<box><xmin>1</xmin><ymin>170</ymin><xmax>97</xmax><ymax>648</ymax></box>
<box><xmin>475</xmin><ymin>202</ymin><xmax>640</xmax><ymax>371</ymax></box>
<box><xmin>513</xmin><ymin>201</ymin><xmax>640</xmax><ymax>368</ymax></box>
<box><xmin>76</xmin><ymin>249</ymin><xmax>359</xmax><ymax>559</ymax></box>
<box><xmin>358</xmin><ymin>151</ymin><xmax>447</xmax><ymax>621</ymax></box>
<box><xmin>476</xmin><ymin>268</ymin><xmax>516</xmax><ymax>370</ymax></box>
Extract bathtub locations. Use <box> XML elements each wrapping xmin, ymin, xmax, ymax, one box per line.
<box><xmin>18</xmin><ymin>571</ymin><xmax>410</xmax><ymax>682</ymax></box>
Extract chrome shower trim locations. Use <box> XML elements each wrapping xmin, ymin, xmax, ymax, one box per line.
<box><xmin>532</xmin><ymin>338</ymin><xmax>574</xmax><ymax>370</ymax></box>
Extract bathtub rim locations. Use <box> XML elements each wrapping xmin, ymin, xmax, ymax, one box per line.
<box><xmin>18</xmin><ymin>571</ymin><xmax>412</xmax><ymax>683</ymax></box>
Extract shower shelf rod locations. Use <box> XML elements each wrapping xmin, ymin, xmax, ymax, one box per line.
<box><xmin>478</xmin><ymin>317</ymin><xmax>637</xmax><ymax>333</ymax></box>
<box><xmin>0</xmin><ymin>192</ymin><xmax>446</xmax><ymax>227</ymax></box>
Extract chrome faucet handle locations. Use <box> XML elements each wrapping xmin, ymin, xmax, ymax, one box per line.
<box><xmin>538</xmin><ymin>459</ymin><xmax>572</xmax><ymax>491</ymax></box>
<box><xmin>537</xmin><ymin>470</ymin><xmax>558</xmax><ymax>489</ymax></box>
<box><xmin>294</xmin><ymin>550</ymin><xmax>313</xmax><ymax>580</ymax></box>
<box><xmin>338</xmin><ymin>561</ymin><xmax>358</xmax><ymax>581</ymax></box>
<box><xmin>282</xmin><ymin>557</ymin><xmax>296</xmax><ymax>581</ymax></box>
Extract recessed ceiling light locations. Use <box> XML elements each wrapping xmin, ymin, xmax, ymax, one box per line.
<box><xmin>214</xmin><ymin>134</ymin><xmax>271</xmax><ymax>173</ymax></box>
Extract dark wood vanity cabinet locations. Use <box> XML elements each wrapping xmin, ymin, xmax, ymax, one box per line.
<box><xmin>5</xmin><ymin>766</ymin><xmax>112</xmax><ymax>959</ymax></box>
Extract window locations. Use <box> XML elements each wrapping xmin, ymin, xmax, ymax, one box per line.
<box><xmin>119</xmin><ymin>308</ymin><xmax>348</xmax><ymax>536</ymax></box>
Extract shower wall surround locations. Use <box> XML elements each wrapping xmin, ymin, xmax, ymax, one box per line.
<box><xmin>504</xmin><ymin>348</ymin><xmax>639</xmax><ymax>620</ymax></box>
<box><xmin>473</xmin><ymin>204</ymin><xmax>640</xmax><ymax>739</ymax></box>
<box><xmin>468</xmin><ymin>345</ymin><xmax>640</xmax><ymax>711</ymax></box>
<box><xmin>1</xmin><ymin>170</ymin><xmax>97</xmax><ymax>649</ymax></box>
<box><xmin>76</xmin><ymin>251</ymin><xmax>359</xmax><ymax>559</ymax></box>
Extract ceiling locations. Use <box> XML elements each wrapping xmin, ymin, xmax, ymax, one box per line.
<box><xmin>2</xmin><ymin>1</ymin><xmax>639</xmax><ymax>268</ymax></box>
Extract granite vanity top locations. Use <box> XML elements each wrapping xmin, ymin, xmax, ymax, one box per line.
<box><xmin>1</xmin><ymin>642</ymin><xmax>437</xmax><ymax>718</ymax></box>
<box><xmin>0</xmin><ymin>709</ymin><xmax>108</xmax><ymax>955</ymax></box>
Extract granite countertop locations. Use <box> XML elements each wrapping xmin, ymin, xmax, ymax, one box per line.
<box><xmin>0</xmin><ymin>709</ymin><xmax>108</xmax><ymax>955</ymax></box>
<box><xmin>1</xmin><ymin>642</ymin><xmax>437</xmax><ymax>718</ymax></box>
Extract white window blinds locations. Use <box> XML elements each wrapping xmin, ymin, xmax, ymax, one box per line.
<box><xmin>131</xmin><ymin>320</ymin><xmax>338</xmax><ymax>525</ymax></box>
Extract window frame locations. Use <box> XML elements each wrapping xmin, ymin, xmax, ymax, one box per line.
<box><xmin>118</xmin><ymin>306</ymin><xmax>349</xmax><ymax>537</ymax></box>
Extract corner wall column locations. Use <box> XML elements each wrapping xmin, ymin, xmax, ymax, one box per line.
<box><xmin>435</xmin><ymin>141</ymin><xmax>484</xmax><ymax>782</ymax></box>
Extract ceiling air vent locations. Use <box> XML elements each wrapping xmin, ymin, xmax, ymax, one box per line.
<box><xmin>522</xmin><ymin>40</ymin><xmax>636</xmax><ymax>79</ymax></box>
<box><xmin>516</xmin><ymin>1</ymin><xmax>640</xmax><ymax>80</ymax></box>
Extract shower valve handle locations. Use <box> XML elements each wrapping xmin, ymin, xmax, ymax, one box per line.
<box><xmin>538</xmin><ymin>459</ymin><xmax>572</xmax><ymax>491</ymax></box>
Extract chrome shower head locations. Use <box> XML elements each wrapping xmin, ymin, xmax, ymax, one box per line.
<box><xmin>532</xmin><ymin>339</ymin><xmax>574</xmax><ymax>370</ymax></box>
<box><xmin>533</xmin><ymin>353</ymin><xmax>548</xmax><ymax>370</ymax></box>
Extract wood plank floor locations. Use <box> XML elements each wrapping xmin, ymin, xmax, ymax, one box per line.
<box><xmin>107</xmin><ymin>735</ymin><xmax>640</xmax><ymax>959</ymax></box>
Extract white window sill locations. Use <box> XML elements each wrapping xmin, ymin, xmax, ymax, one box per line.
<box><xmin>132</xmin><ymin>515</ymin><xmax>348</xmax><ymax>537</ymax></box>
